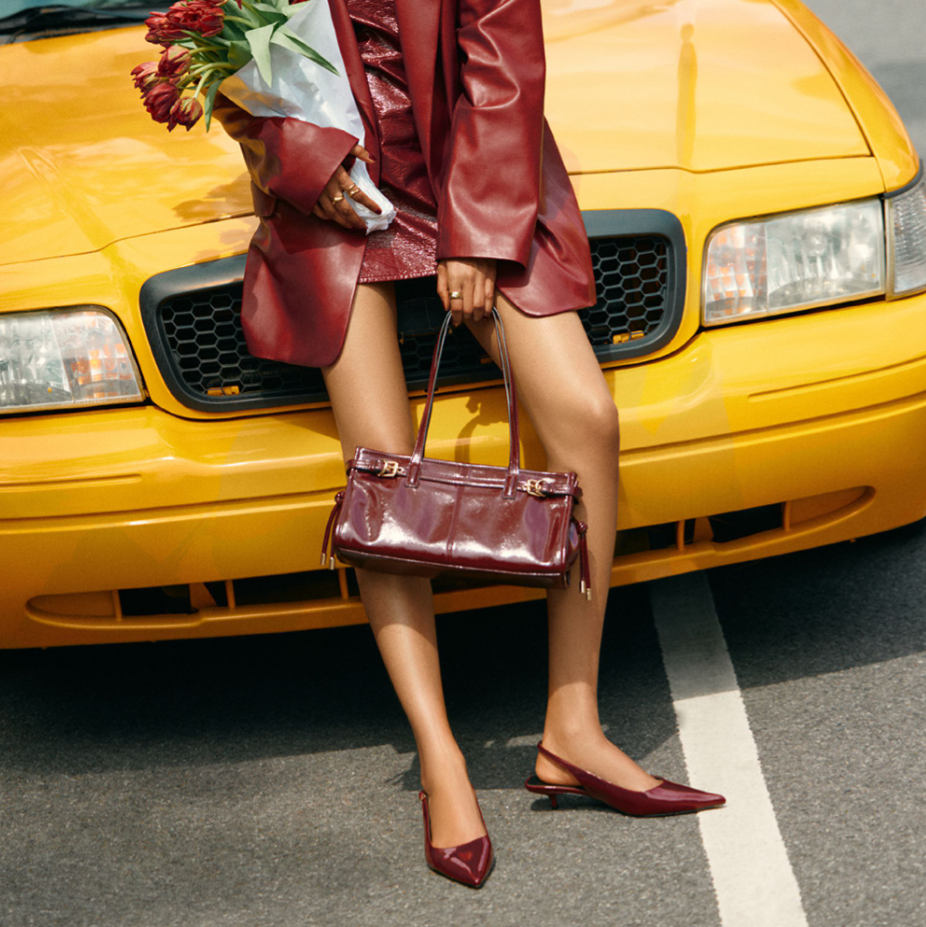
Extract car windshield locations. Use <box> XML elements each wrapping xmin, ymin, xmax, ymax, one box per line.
<box><xmin>0</xmin><ymin>1</ymin><xmax>171</xmax><ymax>41</ymax></box>
<box><xmin>5</xmin><ymin>0</ymin><xmax>161</xmax><ymax>11</ymax></box>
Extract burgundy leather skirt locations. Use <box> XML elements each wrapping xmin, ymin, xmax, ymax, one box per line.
<box><xmin>347</xmin><ymin>0</ymin><xmax>440</xmax><ymax>284</ymax></box>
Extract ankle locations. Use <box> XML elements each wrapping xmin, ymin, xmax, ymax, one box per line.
<box><xmin>418</xmin><ymin>742</ymin><xmax>470</xmax><ymax>792</ymax></box>
<box><xmin>540</xmin><ymin>724</ymin><xmax>607</xmax><ymax>757</ymax></box>
<box><xmin>534</xmin><ymin>732</ymin><xmax>662</xmax><ymax>792</ymax></box>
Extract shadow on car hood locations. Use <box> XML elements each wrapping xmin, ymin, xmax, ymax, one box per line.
<box><xmin>2</xmin><ymin>0</ymin><xmax>870</xmax><ymax>265</ymax></box>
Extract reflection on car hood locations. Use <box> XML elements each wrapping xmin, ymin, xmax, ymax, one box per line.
<box><xmin>1</xmin><ymin>26</ymin><xmax>254</xmax><ymax>267</ymax></box>
<box><xmin>1</xmin><ymin>0</ymin><xmax>870</xmax><ymax>265</ymax></box>
<box><xmin>542</xmin><ymin>0</ymin><xmax>869</xmax><ymax>173</ymax></box>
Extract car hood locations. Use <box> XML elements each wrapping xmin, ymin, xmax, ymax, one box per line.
<box><xmin>2</xmin><ymin>0</ymin><xmax>870</xmax><ymax>265</ymax></box>
<box><xmin>542</xmin><ymin>0</ymin><xmax>869</xmax><ymax>174</ymax></box>
<box><xmin>1</xmin><ymin>26</ymin><xmax>254</xmax><ymax>268</ymax></box>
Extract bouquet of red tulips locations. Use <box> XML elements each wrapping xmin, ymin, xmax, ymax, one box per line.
<box><xmin>131</xmin><ymin>0</ymin><xmax>336</xmax><ymax>132</ymax></box>
<box><xmin>132</xmin><ymin>0</ymin><xmax>396</xmax><ymax>230</ymax></box>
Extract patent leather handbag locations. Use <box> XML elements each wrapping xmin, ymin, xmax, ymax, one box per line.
<box><xmin>319</xmin><ymin>306</ymin><xmax>592</xmax><ymax>597</ymax></box>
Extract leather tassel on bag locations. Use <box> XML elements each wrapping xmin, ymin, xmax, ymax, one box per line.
<box><xmin>321</xmin><ymin>490</ymin><xmax>345</xmax><ymax>569</ymax></box>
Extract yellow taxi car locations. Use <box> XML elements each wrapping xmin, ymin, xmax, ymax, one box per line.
<box><xmin>2</xmin><ymin>0</ymin><xmax>925</xmax><ymax>648</ymax></box>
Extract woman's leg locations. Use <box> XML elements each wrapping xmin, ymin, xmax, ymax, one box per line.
<box><xmin>321</xmin><ymin>281</ymin><xmax>488</xmax><ymax>846</ymax></box>
<box><xmin>464</xmin><ymin>293</ymin><xmax>660</xmax><ymax>790</ymax></box>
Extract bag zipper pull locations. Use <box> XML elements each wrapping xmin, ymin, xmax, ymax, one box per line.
<box><xmin>320</xmin><ymin>491</ymin><xmax>345</xmax><ymax>569</ymax></box>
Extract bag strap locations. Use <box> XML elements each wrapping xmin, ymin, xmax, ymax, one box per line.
<box><xmin>406</xmin><ymin>306</ymin><xmax>521</xmax><ymax>497</ymax></box>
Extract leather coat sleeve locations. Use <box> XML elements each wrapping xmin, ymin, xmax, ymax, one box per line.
<box><xmin>436</xmin><ymin>0</ymin><xmax>546</xmax><ymax>268</ymax></box>
<box><xmin>212</xmin><ymin>92</ymin><xmax>360</xmax><ymax>218</ymax></box>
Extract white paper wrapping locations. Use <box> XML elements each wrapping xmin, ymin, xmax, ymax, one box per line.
<box><xmin>219</xmin><ymin>0</ymin><xmax>396</xmax><ymax>234</ymax></box>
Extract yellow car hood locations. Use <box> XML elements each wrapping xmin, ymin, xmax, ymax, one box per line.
<box><xmin>1</xmin><ymin>27</ymin><xmax>254</xmax><ymax>268</ymax></box>
<box><xmin>2</xmin><ymin>0</ymin><xmax>869</xmax><ymax>265</ymax></box>
<box><xmin>543</xmin><ymin>0</ymin><xmax>869</xmax><ymax>173</ymax></box>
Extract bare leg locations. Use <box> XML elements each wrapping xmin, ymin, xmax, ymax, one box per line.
<box><xmin>321</xmin><ymin>282</ymin><xmax>488</xmax><ymax>846</ymax></box>
<box><xmin>464</xmin><ymin>293</ymin><xmax>661</xmax><ymax>790</ymax></box>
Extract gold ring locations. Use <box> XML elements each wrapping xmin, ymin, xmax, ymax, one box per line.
<box><xmin>331</xmin><ymin>194</ymin><xmax>345</xmax><ymax>203</ymax></box>
<box><xmin>346</xmin><ymin>184</ymin><xmax>361</xmax><ymax>196</ymax></box>
<box><xmin>449</xmin><ymin>291</ymin><xmax>463</xmax><ymax>299</ymax></box>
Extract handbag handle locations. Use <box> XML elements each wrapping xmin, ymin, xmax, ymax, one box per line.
<box><xmin>406</xmin><ymin>306</ymin><xmax>521</xmax><ymax>497</ymax></box>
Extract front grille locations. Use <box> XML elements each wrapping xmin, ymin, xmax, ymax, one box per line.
<box><xmin>140</xmin><ymin>211</ymin><xmax>687</xmax><ymax>413</ymax></box>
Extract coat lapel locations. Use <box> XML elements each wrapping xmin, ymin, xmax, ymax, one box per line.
<box><xmin>328</xmin><ymin>0</ymin><xmax>381</xmax><ymax>184</ymax></box>
<box><xmin>394</xmin><ymin>0</ymin><xmax>442</xmax><ymax>179</ymax></box>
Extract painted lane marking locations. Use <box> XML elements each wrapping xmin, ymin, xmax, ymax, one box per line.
<box><xmin>649</xmin><ymin>572</ymin><xmax>809</xmax><ymax>927</ymax></box>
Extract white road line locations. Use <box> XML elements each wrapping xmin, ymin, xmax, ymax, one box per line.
<box><xmin>649</xmin><ymin>571</ymin><xmax>809</xmax><ymax>927</ymax></box>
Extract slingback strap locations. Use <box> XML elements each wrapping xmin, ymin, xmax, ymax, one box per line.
<box><xmin>406</xmin><ymin>306</ymin><xmax>521</xmax><ymax>496</ymax></box>
<box><xmin>320</xmin><ymin>490</ymin><xmax>345</xmax><ymax>569</ymax></box>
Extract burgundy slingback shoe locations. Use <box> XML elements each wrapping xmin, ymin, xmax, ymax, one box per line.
<box><xmin>524</xmin><ymin>741</ymin><xmax>725</xmax><ymax>816</ymax></box>
<box><xmin>418</xmin><ymin>790</ymin><xmax>495</xmax><ymax>888</ymax></box>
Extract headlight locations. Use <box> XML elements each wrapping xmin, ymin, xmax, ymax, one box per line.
<box><xmin>703</xmin><ymin>199</ymin><xmax>885</xmax><ymax>326</ymax></box>
<box><xmin>0</xmin><ymin>307</ymin><xmax>144</xmax><ymax>416</ymax></box>
<box><xmin>887</xmin><ymin>173</ymin><xmax>926</xmax><ymax>298</ymax></box>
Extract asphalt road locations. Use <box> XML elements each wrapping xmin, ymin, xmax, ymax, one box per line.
<box><xmin>3</xmin><ymin>520</ymin><xmax>926</xmax><ymax>927</ymax></box>
<box><xmin>805</xmin><ymin>0</ymin><xmax>926</xmax><ymax>158</ymax></box>
<box><xmin>2</xmin><ymin>3</ymin><xmax>926</xmax><ymax>927</ymax></box>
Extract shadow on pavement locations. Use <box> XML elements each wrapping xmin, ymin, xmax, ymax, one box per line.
<box><xmin>707</xmin><ymin>517</ymin><xmax>926</xmax><ymax>689</ymax></box>
<box><xmin>0</xmin><ymin>582</ymin><xmax>676</xmax><ymax>789</ymax></box>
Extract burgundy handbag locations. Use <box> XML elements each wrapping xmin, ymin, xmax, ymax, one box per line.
<box><xmin>319</xmin><ymin>306</ymin><xmax>592</xmax><ymax>598</ymax></box>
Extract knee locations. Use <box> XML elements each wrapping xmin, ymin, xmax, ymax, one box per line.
<box><xmin>544</xmin><ymin>394</ymin><xmax>621</xmax><ymax>471</ymax></box>
<box><xmin>577</xmin><ymin>395</ymin><xmax>621</xmax><ymax>459</ymax></box>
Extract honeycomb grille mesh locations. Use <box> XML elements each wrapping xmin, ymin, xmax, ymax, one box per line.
<box><xmin>155</xmin><ymin>235</ymin><xmax>670</xmax><ymax>403</ymax></box>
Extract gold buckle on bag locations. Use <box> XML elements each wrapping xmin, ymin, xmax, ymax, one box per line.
<box><xmin>524</xmin><ymin>479</ymin><xmax>549</xmax><ymax>497</ymax></box>
<box><xmin>378</xmin><ymin>460</ymin><xmax>400</xmax><ymax>478</ymax></box>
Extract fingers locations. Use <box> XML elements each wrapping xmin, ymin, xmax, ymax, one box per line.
<box><xmin>343</xmin><ymin>150</ymin><xmax>383</xmax><ymax>213</ymax></box>
<box><xmin>452</xmin><ymin>283</ymin><xmax>465</xmax><ymax>327</ymax></box>
<box><xmin>328</xmin><ymin>167</ymin><xmax>367</xmax><ymax>229</ymax></box>
<box><xmin>436</xmin><ymin>264</ymin><xmax>450</xmax><ymax>313</ymax></box>
<box><xmin>315</xmin><ymin>163</ymin><xmax>384</xmax><ymax>228</ymax></box>
<box><xmin>437</xmin><ymin>259</ymin><xmax>497</xmax><ymax>326</ymax></box>
<box><xmin>318</xmin><ymin>170</ymin><xmax>362</xmax><ymax>229</ymax></box>
<box><xmin>437</xmin><ymin>261</ymin><xmax>465</xmax><ymax>325</ymax></box>
<box><xmin>461</xmin><ymin>276</ymin><xmax>475</xmax><ymax>326</ymax></box>
<box><xmin>350</xmin><ymin>143</ymin><xmax>374</xmax><ymax>164</ymax></box>
<box><xmin>350</xmin><ymin>186</ymin><xmax>383</xmax><ymax>215</ymax></box>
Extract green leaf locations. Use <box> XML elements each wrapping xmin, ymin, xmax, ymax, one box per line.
<box><xmin>272</xmin><ymin>26</ymin><xmax>340</xmax><ymax>75</ymax></box>
<box><xmin>245</xmin><ymin>23</ymin><xmax>276</xmax><ymax>85</ymax></box>
<box><xmin>248</xmin><ymin>4</ymin><xmax>288</xmax><ymax>25</ymax></box>
<box><xmin>218</xmin><ymin>20</ymin><xmax>246</xmax><ymax>41</ymax></box>
<box><xmin>202</xmin><ymin>79</ymin><xmax>222</xmax><ymax>133</ymax></box>
<box><xmin>251</xmin><ymin>2</ymin><xmax>289</xmax><ymax>16</ymax></box>
<box><xmin>226</xmin><ymin>38</ymin><xmax>253</xmax><ymax>71</ymax></box>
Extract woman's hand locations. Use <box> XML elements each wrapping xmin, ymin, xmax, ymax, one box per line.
<box><xmin>437</xmin><ymin>258</ymin><xmax>497</xmax><ymax>326</ymax></box>
<box><xmin>311</xmin><ymin>144</ymin><xmax>383</xmax><ymax>230</ymax></box>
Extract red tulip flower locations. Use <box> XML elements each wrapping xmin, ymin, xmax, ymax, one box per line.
<box><xmin>144</xmin><ymin>11</ymin><xmax>188</xmax><ymax>45</ymax></box>
<box><xmin>165</xmin><ymin>0</ymin><xmax>225</xmax><ymax>39</ymax></box>
<box><xmin>130</xmin><ymin>61</ymin><xmax>159</xmax><ymax>93</ymax></box>
<box><xmin>157</xmin><ymin>45</ymin><xmax>192</xmax><ymax>80</ymax></box>
<box><xmin>169</xmin><ymin>96</ymin><xmax>205</xmax><ymax>132</ymax></box>
<box><xmin>145</xmin><ymin>82</ymin><xmax>181</xmax><ymax>123</ymax></box>
<box><xmin>130</xmin><ymin>0</ymin><xmax>337</xmax><ymax>133</ymax></box>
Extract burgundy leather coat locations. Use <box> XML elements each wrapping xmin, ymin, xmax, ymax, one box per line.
<box><xmin>212</xmin><ymin>0</ymin><xmax>596</xmax><ymax>368</ymax></box>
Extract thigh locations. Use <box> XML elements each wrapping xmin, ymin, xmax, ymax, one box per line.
<box><xmin>463</xmin><ymin>292</ymin><xmax>620</xmax><ymax>463</ymax></box>
<box><xmin>321</xmin><ymin>281</ymin><xmax>417</xmax><ymax>461</ymax></box>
